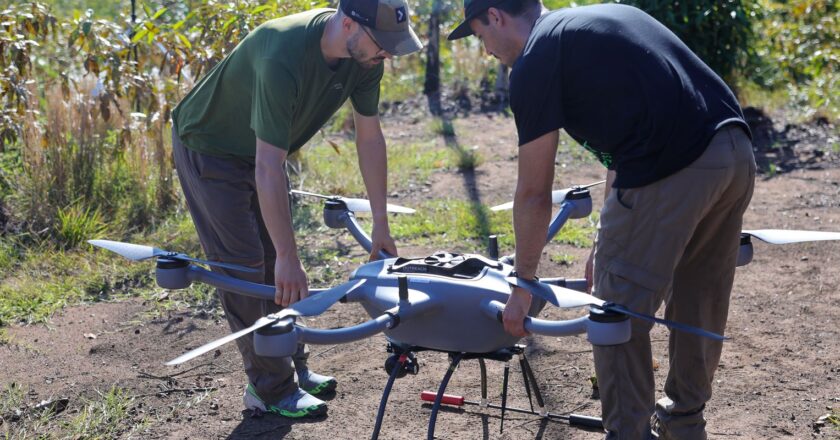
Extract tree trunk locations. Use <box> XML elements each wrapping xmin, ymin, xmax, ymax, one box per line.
<box><xmin>494</xmin><ymin>62</ymin><xmax>509</xmax><ymax>111</ymax></box>
<box><xmin>424</xmin><ymin>0</ymin><xmax>442</xmax><ymax>115</ymax></box>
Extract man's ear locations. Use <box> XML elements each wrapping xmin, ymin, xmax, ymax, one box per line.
<box><xmin>487</xmin><ymin>7</ymin><xmax>505</xmax><ymax>27</ymax></box>
<box><xmin>341</xmin><ymin>16</ymin><xmax>357</xmax><ymax>34</ymax></box>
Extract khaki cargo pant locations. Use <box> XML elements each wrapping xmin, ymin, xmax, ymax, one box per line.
<box><xmin>592</xmin><ymin>125</ymin><xmax>756</xmax><ymax>440</ymax></box>
<box><xmin>172</xmin><ymin>127</ymin><xmax>307</xmax><ymax>404</ymax></box>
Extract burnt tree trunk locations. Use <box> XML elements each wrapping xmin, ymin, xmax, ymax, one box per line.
<box><xmin>494</xmin><ymin>62</ymin><xmax>509</xmax><ymax>111</ymax></box>
<box><xmin>424</xmin><ymin>0</ymin><xmax>442</xmax><ymax>115</ymax></box>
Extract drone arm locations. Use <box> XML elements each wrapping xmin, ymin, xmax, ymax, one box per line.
<box><xmin>340</xmin><ymin>211</ymin><xmax>394</xmax><ymax>260</ymax></box>
<box><xmin>482</xmin><ymin>300</ymin><xmax>588</xmax><ymax>336</ymax></box>
<box><xmin>483</xmin><ymin>300</ymin><xmax>631</xmax><ymax>344</ymax></box>
<box><xmin>545</xmin><ymin>202</ymin><xmax>575</xmax><ymax>244</ymax></box>
<box><xmin>183</xmin><ymin>265</ymin><xmax>326</xmax><ymax>301</ymax></box>
<box><xmin>299</xmin><ymin>312</ymin><xmax>395</xmax><ymax>344</ymax></box>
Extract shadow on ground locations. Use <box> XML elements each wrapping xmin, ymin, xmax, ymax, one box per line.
<box><xmin>746</xmin><ymin>107</ymin><xmax>839</xmax><ymax>178</ymax></box>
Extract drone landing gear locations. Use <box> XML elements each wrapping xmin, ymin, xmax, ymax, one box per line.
<box><xmin>421</xmin><ymin>345</ymin><xmax>603</xmax><ymax>439</ymax></box>
<box><xmin>370</xmin><ymin>344</ymin><xmax>602</xmax><ymax>440</ymax></box>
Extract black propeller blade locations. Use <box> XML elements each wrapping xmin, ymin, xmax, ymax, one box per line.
<box><xmin>88</xmin><ymin>239</ymin><xmax>258</xmax><ymax>273</ymax></box>
<box><xmin>507</xmin><ymin>276</ymin><xmax>725</xmax><ymax>341</ymax></box>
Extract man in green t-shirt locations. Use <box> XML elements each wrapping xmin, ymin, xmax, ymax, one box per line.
<box><xmin>171</xmin><ymin>0</ymin><xmax>421</xmax><ymax>418</ymax></box>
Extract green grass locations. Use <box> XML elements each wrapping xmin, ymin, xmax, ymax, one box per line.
<box><xmin>65</xmin><ymin>387</ymin><xmax>142</xmax><ymax>439</ymax></box>
<box><xmin>0</xmin><ymin>213</ymin><xmax>205</xmax><ymax>327</ymax></box>
<box><xmin>297</xmin><ymin>139</ymin><xmax>453</xmax><ymax>196</ymax></box>
<box><xmin>550</xmin><ymin>253</ymin><xmax>578</xmax><ymax>266</ymax></box>
<box><xmin>0</xmin><ymin>382</ymin><xmax>59</xmax><ymax>438</ymax></box>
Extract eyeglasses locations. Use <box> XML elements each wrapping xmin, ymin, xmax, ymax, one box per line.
<box><xmin>360</xmin><ymin>25</ymin><xmax>385</xmax><ymax>55</ymax></box>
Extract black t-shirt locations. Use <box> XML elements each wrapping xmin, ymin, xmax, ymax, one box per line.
<box><xmin>510</xmin><ymin>4</ymin><xmax>751</xmax><ymax>188</ymax></box>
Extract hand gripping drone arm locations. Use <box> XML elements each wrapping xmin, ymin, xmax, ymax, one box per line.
<box><xmin>156</xmin><ymin>263</ymin><xmax>333</xmax><ymax>301</ymax></box>
<box><xmin>505</xmin><ymin>276</ymin><xmax>727</xmax><ymax>341</ymax></box>
<box><xmin>482</xmin><ymin>300</ymin><xmax>631</xmax><ymax>346</ymax></box>
<box><xmin>322</xmin><ymin>201</ymin><xmax>395</xmax><ymax>260</ymax></box>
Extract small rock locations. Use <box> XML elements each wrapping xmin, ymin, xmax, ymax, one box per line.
<box><xmin>83</xmin><ymin>333</ymin><xmax>97</xmax><ymax>340</ymax></box>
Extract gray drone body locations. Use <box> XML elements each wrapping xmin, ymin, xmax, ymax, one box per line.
<box><xmin>347</xmin><ymin>255</ymin><xmax>528</xmax><ymax>353</ymax></box>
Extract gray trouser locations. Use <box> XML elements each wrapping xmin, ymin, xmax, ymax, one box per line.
<box><xmin>591</xmin><ymin>125</ymin><xmax>756</xmax><ymax>440</ymax></box>
<box><xmin>172</xmin><ymin>127</ymin><xmax>307</xmax><ymax>403</ymax></box>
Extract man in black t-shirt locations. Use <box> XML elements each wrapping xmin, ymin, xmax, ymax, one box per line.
<box><xmin>449</xmin><ymin>1</ymin><xmax>756</xmax><ymax>438</ymax></box>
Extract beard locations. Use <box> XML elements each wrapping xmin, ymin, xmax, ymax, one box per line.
<box><xmin>347</xmin><ymin>31</ymin><xmax>385</xmax><ymax>69</ymax></box>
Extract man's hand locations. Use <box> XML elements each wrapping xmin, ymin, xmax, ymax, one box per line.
<box><xmin>369</xmin><ymin>220</ymin><xmax>398</xmax><ymax>261</ymax></box>
<box><xmin>585</xmin><ymin>247</ymin><xmax>595</xmax><ymax>293</ymax></box>
<box><xmin>502</xmin><ymin>287</ymin><xmax>532</xmax><ymax>338</ymax></box>
<box><xmin>274</xmin><ymin>255</ymin><xmax>309</xmax><ymax>307</ymax></box>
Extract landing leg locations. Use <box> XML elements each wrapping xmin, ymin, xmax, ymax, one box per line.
<box><xmin>427</xmin><ymin>353</ymin><xmax>464</xmax><ymax>440</ymax></box>
<box><xmin>372</xmin><ymin>354</ymin><xmax>406</xmax><ymax>440</ymax></box>
<box><xmin>478</xmin><ymin>358</ymin><xmax>488</xmax><ymax>408</ymax></box>
<box><xmin>519</xmin><ymin>353</ymin><xmax>534</xmax><ymax>412</ymax></box>
<box><xmin>500</xmin><ymin>360</ymin><xmax>510</xmax><ymax>433</ymax></box>
<box><xmin>521</xmin><ymin>354</ymin><xmax>547</xmax><ymax>416</ymax></box>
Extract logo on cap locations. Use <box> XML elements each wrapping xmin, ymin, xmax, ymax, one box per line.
<box><xmin>395</xmin><ymin>6</ymin><xmax>406</xmax><ymax>23</ymax></box>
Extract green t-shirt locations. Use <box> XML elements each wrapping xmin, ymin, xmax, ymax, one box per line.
<box><xmin>172</xmin><ymin>9</ymin><xmax>383</xmax><ymax>157</ymax></box>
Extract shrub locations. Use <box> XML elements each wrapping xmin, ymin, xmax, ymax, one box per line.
<box><xmin>619</xmin><ymin>0</ymin><xmax>759</xmax><ymax>85</ymax></box>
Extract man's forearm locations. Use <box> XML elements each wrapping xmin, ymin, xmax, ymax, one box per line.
<box><xmin>511</xmin><ymin>131</ymin><xmax>559</xmax><ymax>279</ymax></box>
<box><xmin>513</xmin><ymin>188</ymin><xmax>553</xmax><ymax>279</ymax></box>
<box><xmin>356</xmin><ymin>136</ymin><xmax>389</xmax><ymax>223</ymax></box>
<box><xmin>255</xmin><ymin>147</ymin><xmax>298</xmax><ymax>260</ymax></box>
<box><xmin>354</xmin><ymin>113</ymin><xmax>389</xmax><ymax>224</ymax></box>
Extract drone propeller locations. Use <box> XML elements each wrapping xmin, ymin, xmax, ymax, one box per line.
<box><xmin>506</xmin><ymin>276</ymin><xmax>725</xmax><ymax>341</ymax></box>
<box><xmin>166</xmin><ymin>313</ymin><xmax>298</xmax><ymax>366</ymax></box>
<box><xmin>490</xmin><ymin>180</ymin><xmax>606</xmax><ymax>212</ymax></box>
<box><xmin>165</xmin><ymin>279</ymin><xmax>367</xmax><ymax>366</ymax></box>
<box><xmin>88</xmin><ymin>239</ymin><xmax>258</xmax><ymax>273</ymax></box>
<box><xmin>506</xmin><ymin>276</ymin><xmax>604</xmax><ymax>308</ymax></box>
<box><xmin>290</xmin><ymin>189</ymin><xmax>415</xmax><ymax>214</ymax></box>
<box><xmin>742</xmin><ymin>229</ymin><xmax>840</xmax><ymax>245</ymax></box>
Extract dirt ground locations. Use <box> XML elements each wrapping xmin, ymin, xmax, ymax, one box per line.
<box><xmin>2</xmin><ymin>112</ymin><xmax>839</xmax><ymax>439</ymax></box>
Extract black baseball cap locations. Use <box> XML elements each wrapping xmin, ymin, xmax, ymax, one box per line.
<box><xmin>340</xmin><ymin>0</ymin><xmax>423</xmax><ymax>56</ymax></box>
<box><xmin>448</xmin><ymin>0</ymin><xmax>508</xmax><ymax>41</ymax></box>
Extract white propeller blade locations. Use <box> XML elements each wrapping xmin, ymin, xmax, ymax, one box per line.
<box><xmin>490</xmin><ymin>180</ymin><xmax>605</xmax><ymax>212</ymax></box>
<box><xmin>290</xmin><ymin>190</ymin><xmax>415</xmax><ymax>214</ymax></box>
<box><xmin>88</xmin><ymin>239</ymin><xmax>257</xmax><ymax>272</ymax></box>
<box><xmin>166</xmin><ymin>313</ymin><xmax>297</xmax><ymax>366</ymax></box>
<box><xmin>743</xmin><ymin>229</ymin><xmax>840</xmax><ymax>245</ymax></box>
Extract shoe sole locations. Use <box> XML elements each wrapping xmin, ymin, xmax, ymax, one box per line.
<box><xmin>303</xmin><ymin>379</ymin><xmax>337</xmax><ymax>397</ymax></box>
<box><xmin>245</xmin><ymin>385</ymin><xmax>327</xmax><ymax>419</ymax></box>
<box><xmin>271</xmin><ymin>403</ymin><xmax>327</xmax><ymax>418</ymax></box>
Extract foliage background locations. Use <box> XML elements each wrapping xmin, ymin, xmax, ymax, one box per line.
<box><xmin>0</xmin><ymin>0</ymin><xmax>836</xmax><ymax>254</ymax></box>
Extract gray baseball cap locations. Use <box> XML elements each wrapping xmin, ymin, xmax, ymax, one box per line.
<box><xmin>340</xmin><ymin>0</ymin><xmax>423</xmax><ymax>56</ymax></box>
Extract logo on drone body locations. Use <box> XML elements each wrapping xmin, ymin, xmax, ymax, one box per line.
<box><xmin>395</xmin><ymin>6</ymin><xmax>406</xmax><ymax>23</ymax></box>
<box><xmin>405</xmin><ymin>265</ymin><xmax>428</xmax><ymax>273</ymax></box>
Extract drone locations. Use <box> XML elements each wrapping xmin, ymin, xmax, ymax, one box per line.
<box><xmin>88</xmin><ymin>182</ymin><xmax>840</xmax><ymax>439</ymax></box>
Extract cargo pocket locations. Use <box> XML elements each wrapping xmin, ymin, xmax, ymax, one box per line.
<box><xmin>595</xmin><ymin>256</ymin><xmax>670</xmax><ymax>314</ymax></box>
<box><xmin>597</xmin><ymin>187</ymin><xmax>642</xmax><ymax>256</ymax></box>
